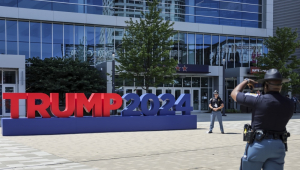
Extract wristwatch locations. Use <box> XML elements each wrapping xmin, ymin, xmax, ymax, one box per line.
<box><xmin>244</xmin><ymin>78</ymin><xmax>250</xmax><ymax>84</ymax></box>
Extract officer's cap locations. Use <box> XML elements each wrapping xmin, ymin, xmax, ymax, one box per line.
<box><xmin>213</xmin><ymin>90</ymin><xmax>219</xmax><ymax>94</ymax></box>
<box><xmin>257</xmin><ymin>69</ymin><xmax>290</xmax><ymax>84</ymax></box>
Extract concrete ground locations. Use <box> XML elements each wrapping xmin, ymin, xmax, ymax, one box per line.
<box><xmin>0</xmin><ymin>113</ymin><xmax>300</xmax><ymax>170</ymax></box>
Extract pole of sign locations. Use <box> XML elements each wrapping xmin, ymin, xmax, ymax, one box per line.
<box><xmin>112</xmin><ymin>52</ymin><xmax>116</xmax><ymax>115</ymax></box>
<box><xmin>222</xmin><ymin>58</ymin><xmax>227</xmax><ymax>116</ymax></box>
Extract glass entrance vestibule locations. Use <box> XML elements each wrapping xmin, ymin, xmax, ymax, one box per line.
<box><xmin>0</xmin><ymin>69</ymin><xmax>18</xmax><ymax>116</ymax></box>
<box><xmin>116</xmin><ymin>76</ymin><xmax>214</xmax><ymax>112</ymax></box>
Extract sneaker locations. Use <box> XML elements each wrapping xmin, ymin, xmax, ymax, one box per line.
<box><xmin>221</xmin><ymin>132</ymin><xmax>225</xmax><ymax>134</ymax></box>
<box><xmin>222</xmin><ymin>114</ymin><xmax>227</xmax><ymax>116</ymax></box>
<box><xmin>207</xmin><ymin>131</ymin><xmax>213</xmax><ymax>134</ymax></box>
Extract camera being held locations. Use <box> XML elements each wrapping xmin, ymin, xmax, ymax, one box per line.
<box><xmin>231</xmin><ymin>69</ymin><xmax>293</xmax><ymax>170</ymax></box>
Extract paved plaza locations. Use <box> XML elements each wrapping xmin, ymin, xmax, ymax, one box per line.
<box><xmin>0</xmin><ymin>113</ymin><xmax>300</xmax><ymax>170</ymax></box>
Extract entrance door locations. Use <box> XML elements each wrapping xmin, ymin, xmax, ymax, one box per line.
<box><xmin>2</xmin><ymin>85</ymin><xmax>16</xmax><ymax>117</ymax></box>
<box><xmin>193</xmin><ymin>89</ymin><xmax>200</xmax><ymax>111</ymax></box>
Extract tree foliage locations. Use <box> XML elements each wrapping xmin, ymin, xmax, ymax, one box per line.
<box><xmin>255</xmin><ymin>27</ymin><xmax>300</xmax><ymax>94</ymax></box>
<box><xmin>115</xmin><ymin>0</ymin><xmax>178</xmax><ymax>91</ymax></box>
<box><xmin>26</xmin><ymin>57</ymin><xmax>106</xmax><ymax>100</ymax></box>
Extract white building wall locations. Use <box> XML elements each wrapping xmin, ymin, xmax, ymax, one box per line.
<box><xmin>0</xmin><ymin>54</ymin><xmax>26</xmax><ymax>117</ymax></box>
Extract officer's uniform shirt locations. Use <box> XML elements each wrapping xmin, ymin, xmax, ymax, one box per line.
<box><xmin>236</xmin><ymin>91</ymin><xmax>294</xmax><ymax>132</ymax></box>
<box><xmin>210</xmin><ymin>97</ymin><xmax>223</xmax><ymax>111</ymax></box>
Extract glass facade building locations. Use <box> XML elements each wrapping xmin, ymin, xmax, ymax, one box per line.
<box><xmin>0</xmin><ymin>0</ymin><xmax>273</xmax><ymax>113</ymax></box>
<box><xmin>0</xmin><ymin>19</ymin><xmax>266</xmax><ymax>68</ymax></box>
<box><xmin>1</xmin><ymin>0</ymin><xmax>262</xmax><ymax>28</ymax></box>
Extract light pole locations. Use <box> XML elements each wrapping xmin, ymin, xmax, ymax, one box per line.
<box><xmin>112</xmin><ymin>51</ymin><xmax>116</xmax><ymax>115</ymax></box>
<box><xmin>222</xmin><ymin>58</ymin><xmax>227</xmax><ymax>116</ymax></box>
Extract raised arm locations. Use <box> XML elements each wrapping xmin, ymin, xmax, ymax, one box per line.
<box><xmin>231</xmin><ymin>79</ymin><xmax>257</xmax><ymax>102</ymax></box>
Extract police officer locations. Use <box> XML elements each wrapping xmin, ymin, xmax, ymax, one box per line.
<box><xmin>231</xmin><ymin>69</ymin><xmax>294</xmax><ymax>170</ymax></box>
<box><xmin>208</xmin><ymin>90</ymin><xmax>224</xmax><ymax>134</ymax></box>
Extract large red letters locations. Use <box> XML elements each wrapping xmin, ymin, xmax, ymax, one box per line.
<box><xmin>27</xmin><ymin>93</ymin><xmax>51</xmax><ymax>118</ymax></box>
<box><xmin>50</xmin><ymin>93</ymin><xmax>75</xmax><ymax>118</ymax></box>
<box><xmin>75</xmin><ymin>93</ymin><xmax>102</xmax><ymax>117</ymax></box>
<box><xmin>3</xmin><ymin>93</ymin><xmax>27</xmax><ymax>119</ymax></box>
<box><xmin>3</xmin><ymin>93</ymin><xmax>122</xmax><ymax>119</ymax></box>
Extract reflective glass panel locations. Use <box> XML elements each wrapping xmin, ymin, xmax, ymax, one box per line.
<box><xmin>86</xmin><ymin>0</ymin><xmax>103</xmax><ymax>15</ymax></box>
<box><xmin>257</xmin><ymin>38</ymin><xmax>263</xmax><ymax>63</ymax></box>
<box><xmin>204</xmin><ymin>35</ymin><xmax>211</xmax><ymax>65</ymax></box>
<box><xmin>174</xmin><ymin>77</ymin><xmax>182</xmax><ymax>87</ymax></box>
<box><xmin>193</xmin><ymin>90</ymin><xmax>199</xmax><ymax>110</ymax></box>
<box><xmin>0</xmin><ymin>20</ymin><xmax>4</xmax><ymax>53</ymax></box>
<box><xmin>7</xmin><ymin>42</ymin><xmax>17</xmax><ymax>55</ymax></box>
<box><xmin>85</xmin><ymin>26</ymin><xmax>95</xmax><ymax>65</ymax></box>
<box><xmin>30</xmin><ymin>22</ymin><xmax>41</xmax><ymax>43</ymax></box>
<box><xmin>42</xmin><ymin>43</ymin><xmax>52</xmax><ymax>59</ymax></box>
<box><xmin>18</xmin><ymin>0</ymin><xmax>52</xmax><ymax>10</ymax></box>
<box><xmin>18</xmin><ymin>17</ymin><xmax>29</xmax><ymax>59</ymax></box>
<box><xmin>235</xmin><ymin>37</ymin><xmax>242</xmax><ymax>68</ymax></box>
<box><xmin>64</xmin><ymin>24</ymin><xmax>74</xmax><ymax>59</ymax></box>
<box><xmin>3</xmin><ymin>71</ymin><xmax>16</xmax><ymax>84</ymax></box>
<box><xmin>196</xmin><ymin>34</ymin><xmax>203</xmax><ymax>65</ymax></box>
<box><xmin>75</xmin><ymin>25</ymin><xmax>84</xmax><ymax>61</ymax></box>
<box><xmin>170</xmin><ymin>33</ymin><xmax>179</xmax><ymax>62</ymax></box>
<box><xmin>6</xmin><ymin>20</ymin><xmax>17</xmax><ymax>41</ymax></box>
<box><xmin>53</xmin><ymin>24</ymin><xmax>63</xmax><ymax>58</ymax></box>
<box><xmin>242</xmin><ymin>37</ymin><xmax>250</xmax><ymax>67</ymax></box>
<box><xmin>95</xmin><ymin>27</ymin><xmax>105</xmax><ymax>64</ymax></box>
<box><xmin>19</xmin><ymin>21</ymin><xmax>29</xmax><ymax>42</ymax></box>
<box><xmin>0</xmin><ymin>0</ymin><xmax>18</xmax><ymax>7</ymax></box>
<box><xmin>188</xmin><ymin>34</ymin><xmax>195</xmax><ymax>64</ymax></box>
<box><xmin>227</xmin><ymin>36</ymin><xmax>234</xmax><ymax>68</ymax></box>
<box><xmin>201</xmin><ymin>88</ymin><xmax>208</xmax><ymax>110</ymax></box>
<box><xmin>250</xmin><ymin>38</ymin><xmax>257</xmax><ymax>66</ymax></box>
<box><xmin>105</xmin><ymin>28</ymin><xmax>114</xmax><ymax>61</ymax></box>
<box><xmin>53</xmin><ymin>0</ymin><xmax>85</xmax><ymax>13</ymax></box>
<box><xmin>211</xmin><ymin>35</ymin><xmax>219</xmax><ymax>66</ymax></box>
<box><xmin>183</xmin><ymin>77</ymin><xmax>191</xmax><ymax>87</ymax></box>
<box><xmin>179</xmin><ymin>33</ymin><xmax>187</xmax><ymax>64</ymax></box>
<box><xmin>42</xmin><ymin>23</ymin><xmax>52</xmax><ymax>59</ymax></box>
<box><xmin>6</xmin><ymin>20</ymin><xmax>17</xmax><ymax>54</ymax></box>
<box><xmin>42</xmin><ymin>23</ymin><xmax>52</xmax><ymax>43</ymax></box>
<box><xmin>19</xmin><ymin>42</ymin><xmax>29</xmax><ymax>59</ymax></box>
<box><xmin>30</xmin><ymin>22</ymin><xmax>41</xmax><ymax>58</ymax></box>
<box><xmin>0</xmin><ymin>41</ymin><xmax>4</xmax><ymax>54</ymax></box>
<box><xmin>201</xmin><ymin>77</ymin><xmax>208</xmax><ymax>87</ymax></box>
<box><xmin>220</xmin><ymin>36</ymin><xmax>227</xmax><ymax>66</ymax></box>
<box><xmin>192</xmin><ymin>77</ymin><xmax>200</xmax><ymax>87</ymax></box>
<box><xmin>0</xmin><ymin>20</ymin><xmax>4</xmax><ymax>41</ymax></box>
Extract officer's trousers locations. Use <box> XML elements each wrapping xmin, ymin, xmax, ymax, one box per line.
<box><xmin>209</xmin><ymin>111</ymin><xmax>224</xmax><ymax>132</ymax></box>
<box><xmin>240</xmin><ymin>139</ymin><xmax>286</xmax><ymax>170</ymax></box>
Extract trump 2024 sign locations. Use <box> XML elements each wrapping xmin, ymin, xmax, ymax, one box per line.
<box><xmin>2</xmin><ymin>93</ymin><xmax>197</xmax><ymax>136</ymax></box>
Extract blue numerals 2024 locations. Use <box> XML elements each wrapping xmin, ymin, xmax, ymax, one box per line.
<box><xmin>121</xmin><ymin>93</ymin><xmax>193</xmax><ymax>116</ymax></box>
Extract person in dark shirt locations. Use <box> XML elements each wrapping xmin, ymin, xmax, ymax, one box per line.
<box><xmin>291</xmin><ymin>95</ymin><xmax>300</xmax><ymax>113</ymax></box>
<box><xmin>208</xmin><ymin>90</ymin><xmax>224</xmax><ymax>134</ymax></box>
<box><xmin>231</xmin><ymin>69</ymin><xmax>293</xmax><ymax>170</ymax></box>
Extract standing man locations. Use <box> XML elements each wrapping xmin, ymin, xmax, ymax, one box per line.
<box><xmin>208</xmin><ymin>90</ymin><xmax>224</xmax><ymax>134</ymax></box>
<box><xmin>231</xmin><ymin>69</ymin><xmax>293</xmax><ymax>170</ymax></box>
<box><xmin>292</xmin><ymin>95</ymin><xmax>300</xmax><ymax>113</ymax></box>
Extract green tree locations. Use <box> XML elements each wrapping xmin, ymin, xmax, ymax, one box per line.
<box><xmin>255</xmin><ymin>27</ymin><xmax>300</xmax><ymax>94</ymax></box>
<box><xmin>115</xmin><ymin>0</ymin><xmax>178</xmax><ymax>91</ymax></box>
<box><xmin>26</xmin><ymin>57</ymin><xmax>106</xmax><ymax>101</ymax></box>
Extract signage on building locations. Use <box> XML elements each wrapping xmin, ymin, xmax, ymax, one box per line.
<box><xmin>175</xmin><ymin>64</ymin><xmax>209</xmax><ymax>73</ymax></box>
<box><xmin>250</xmin><ymin>67</ymin><xmax>267</xmax><ymax>74</ymax></box>
<box><xmin>1</xmin><ymin>93</ymin><xmax>196</xmax><ymax>136</ymax></box>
